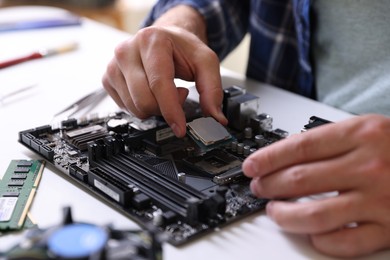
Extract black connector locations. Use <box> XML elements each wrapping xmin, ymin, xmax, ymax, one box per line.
<box><xmin>302</xmin><ymin>116</ymin><xmax>332</xmax><ymax>132</ymax></box>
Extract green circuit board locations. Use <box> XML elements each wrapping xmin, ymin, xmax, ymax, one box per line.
<box><xmin>0</xmin><ymin>160</ymin><xmax>44</xmax><ymax>232</ymax></box>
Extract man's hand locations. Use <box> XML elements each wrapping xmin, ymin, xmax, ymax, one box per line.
<box><xmin>102</xmin><ymin>5</ymin><xmax>227</xmax><ymax>137</ymax></box>
<box><xmin>242</xmin><ymin>114</ymin><xmax>390</xmax><ymax>257</ymax></box>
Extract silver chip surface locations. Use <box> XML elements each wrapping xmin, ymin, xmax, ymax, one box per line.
<box><xmin>187</xmin><ymin>117</ymin><xmax>231</xmax><ymax>145</ymax></box>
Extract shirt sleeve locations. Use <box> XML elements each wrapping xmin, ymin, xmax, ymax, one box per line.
<box><xmin>142</xmin><ymin>0</ymin><xmax>250</xmax><ymax>60</ymax></box>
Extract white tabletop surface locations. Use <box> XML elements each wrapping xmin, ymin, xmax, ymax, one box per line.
<box><xmin>0</xmin><ymin>6</ymin><xmax>389</xmax><ymax>260</ymax></box>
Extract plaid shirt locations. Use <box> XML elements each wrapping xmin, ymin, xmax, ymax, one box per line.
<box><xmin>144</xmin><ymin>0</ymin><xmax>314</xmax><ymax>99</ymax></box>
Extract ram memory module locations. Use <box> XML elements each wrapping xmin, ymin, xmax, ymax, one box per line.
<box><xmin>0</xmin><ymin>160</ymin><xmax>45</xmax><ymax>232</ymax></box>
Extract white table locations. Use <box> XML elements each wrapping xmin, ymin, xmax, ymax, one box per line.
<box><xmin>0</xmin><ymin>6</ymin><xmax>389</xmax><ymax>260</ymax></box>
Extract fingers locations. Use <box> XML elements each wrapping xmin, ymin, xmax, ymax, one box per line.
<box><xmin>114</xmin><ymin>38</ymin><xmax>163</xmax><ymax>118</ymax></box>
<box><xmin>102</xmin><ymin>59</ymin><xmax>127</xmax><ymax>109</ymax></box>
<box><xmin>137</xmin><ymin>26</ymin><xmax>226</xmax><ymax>132</ymax></box>
<box><xmin>244</xmin><ymin>115</ymin><xmax>390</xmax><ymax>257</ymax></box>
<box><xmin>103</xmin><ymin>45</ymin><xmax>155</xmax><ymax>118</ymax></box>
<box><xmin>103</xmin><ymin>26</ymin><xmax>225</xmax><ymax>137</ymax></box>
<box><xmin>191</xmin><ymin>49</ymin><xmax>227</xmax><ymax>125</ymax></box>
<box><xmin>311</xmin><ymin>223</ymin><xmax>390</xmax><ymax>258</ymax></box>
<box><xmin>265</xmin><ymin>193</ymin><xmax>365</xmax><ymax>234</ymax></box>
<box><xmin>244</xmin><ymin>115</ymin><xmax>390</xmax><ymax>199</ymax></box>
<box><xmin>242</xmin><ymin>119</ymin><xmax>359</xmax><ymax>178</ymax></box>
<box><xmin>248</xmin><ymin>149</ymin><xmax>367</xmax><ymax>198</ymax></box>
<box><xmin>136</xmin><ymin>28</ymin><xmax>188</xmax><ymax>136</ymax></box>
<box><xmin>266</xmin><ymin>194</ymin><xmax>390</xmax><ymax>257</ymax></box>
<box><xmin>153</xmin><ymin>26</ymin><xmax>226</xmax><ymax>125</ymax></box>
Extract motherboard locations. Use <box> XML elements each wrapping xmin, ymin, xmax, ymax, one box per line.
<box><xmin>18</xmin><ymin>86</ymin><xmax>290</xmax><ymax>246</ymax></box>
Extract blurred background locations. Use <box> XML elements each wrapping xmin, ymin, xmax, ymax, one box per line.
<box><xmin>0</xmin><ymin>0</ymin><xmax>249</xmax><ymax>75</ymax></box>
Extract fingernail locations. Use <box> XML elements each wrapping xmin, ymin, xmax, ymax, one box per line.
<box><xmin>217</xmin><ymin>107</ymin><xmax>228</xmax><ymax>125</ymax></box>
<box><xmin>170</xmin><ymin>123</ymin><xmax>183</xmax><ymax>137</ymax></box>
<box><xmin>266</xmin><ymin>201</ymin><xmax>274</xmax><ymax>216</ymax></box>
<box><xmin>250</xmin><ymin>178</ymin><xmax>260</xmax><ymax>197</ymax></box>
<box><xmin>244</xmin><ymin>158</ymin><xmax>258</xmax><ymax>176</ymax></box>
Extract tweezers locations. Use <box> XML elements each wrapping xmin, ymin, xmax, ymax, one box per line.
<box><xmin>53</xmin><ymin>88</ymin><xmax>107</xmax><ymax>119</ymax></box>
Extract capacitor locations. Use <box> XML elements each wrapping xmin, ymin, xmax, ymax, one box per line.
<box><xmin>243</xmin><ymin>145</ymin><xmax>251</xmax><ymax>157</ymax></box>
<box><xmin>231</xmin><ymin>141</ymin><xmax>238</xmax><ymax>152</ymax></box>
<box><xmin>216</xmin><ymin>186</ymin><xmax>229</xmax><ymax>197</ymax></box>
<box><xmin>152</xmin><ymin>210</ymin><xmax>163</xmax><ymax>226</ymax></box>
<box><xmin>186</xmin><ymin>146</ymin><xmax>195</xmax><ymax>157</ymax></box>
<box><xmin>255</xmin><ymin>135</ymin><xmax>267</xmax><ymax>148</ymax></box>
<box><xmin>258</xmin><ymin>113</ymin><xmax>273</xmax><ymax>131</ymax></box>
<box><xmin>237</xmin><ymin>143</ymin><xmax>244</xmax><ymax>155</ymax></box>
<box><xmin>244</xmin><ymin>127</ymin><xmax>253</xmax><ymax>139</ymax></box>
<box><xmin>225</xmin><ymin>141</ymin><xmax>232</xmax><ymax>149</ymax></box>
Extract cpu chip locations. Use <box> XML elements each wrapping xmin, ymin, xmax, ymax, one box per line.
<box><xmin>187</xmin><ymin>117</ymin><xmax>232</xmax><ymax>146</ymax></box>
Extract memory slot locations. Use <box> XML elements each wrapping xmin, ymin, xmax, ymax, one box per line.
<box><xmin>112</xmin><ymin>154</ymin><xmax>225</xmax><ymax>223</ymax></box>
<box><xmin>116</xmin><ymin>154</ymin><xmax>206</xmax><ymax>201</ymax></box>
<box><xmin>107</xmin><ymin>157</ymin><xmax>189</xmax><ymax>205</ymax></box>
<box><xmin>88</xmin><ymin>167</ymin><xmax>134</xmax><ymax>207</ymax></box>
<box><xmin>92</xmin><ymin>153</ymin><xmax>224</xmax><ymax>225</ymax></box>
<box><xmin>69</xmin><ymin>132</ymin><xmax>108</xmax><ymax>151</ymax></box>
<box><xmin>93</xmin><ymin>162</ymin><xmax>189</xmax><ymax>220</ymax></box>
